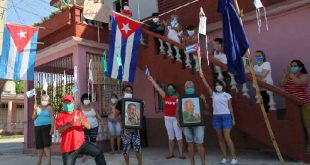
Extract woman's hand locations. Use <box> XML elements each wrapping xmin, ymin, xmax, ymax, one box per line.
<box><xmin>49</xmin><ymin>130</ymin><xmax>54</xmax><ymax>135</ymax></box>
<box><xmin>232</xmin><ymin>118</ymin><xmax>236</xmax><ymax>126</ymax></box>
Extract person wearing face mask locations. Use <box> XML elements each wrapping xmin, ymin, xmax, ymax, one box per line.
<box><xmin>182</xmin><ymin>25</ymin><xmax>198</xmax><ymax>46</ymax></box>
<box><xmin>147</xmin><ymin>75</ymin><xmax>185</xmax><ymax>160</ymax></box>
<box><xmin>32</xmin><ymin>94</ymin><xmax>54</xmax><ymax>165</ymax></box>
<box><xmin>281</xmin><ymin>59</ymin><xmax>310</xmax><ymax>152</ymax></box>
<box><xmin>55</xmin><ymin>95</ymin><xmax>107</xmax><ymax>165</ymax></box>
<box><xmin>200</xmin><ymin>72</ymin><xmax>238</xmax><ymax>165</ymax></box>
<box><xmin>181</xmin><ymin>81</ymin><xmax>206</xmax><ymax>165</ymax></box>
<box><xmin>80</xmin><ymin>93</ymin><xmax>103</xmax><ymax>162</ymax></box>
<box><xmin>115</xmin><ymin>85</ymin><xmax>142</xmax><ymax>165</ymax></box>
<box><xmin>121</xmin><ymin>2</ymin><xmax>132</xmax><ymax>17</ymax></box>
<box><xmin>253</xmin><ymin>50</ymin><xmax>274</xmax><ymax>113</ymax></box>
<box><xmin>164</xmin><ymin>15</ymin><xmax>183</xmax><ymax>43</ymax></box>
<box><xmin>107</xmin><ymin>93</ymin><xmax>121</xmax><ymax>154</ymax></box>
<box><xmin>148</xmin><ymin>12</ymin><xmax>165</xmax><ymax>35</ymax></box>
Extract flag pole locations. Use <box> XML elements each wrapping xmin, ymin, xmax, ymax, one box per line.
<box><xmin>232</xmin><ymin>0</ymin><xmax>285</xmax><ymax>164</ymax></box>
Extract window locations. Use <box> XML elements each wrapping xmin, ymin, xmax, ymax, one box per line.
<box><xmin>0</xmin><ymin>104</ymin><xmax>8</xmax><ymax>108</ymax></box>
<box><xmin>16</xmin><ymin>104</ymin><xmax>24</xmax><ymax>109</ymax></box>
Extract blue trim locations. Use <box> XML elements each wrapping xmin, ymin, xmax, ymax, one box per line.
<box><xmin>117</xmin><ymin>37</ymin><xmax>127</xmax><ymax>80</ymax></box>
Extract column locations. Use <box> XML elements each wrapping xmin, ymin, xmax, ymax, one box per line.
<box><xmin>6</xmin><ymin>101</ymin><xmax>12</xmax><ymax>132</ymax></box>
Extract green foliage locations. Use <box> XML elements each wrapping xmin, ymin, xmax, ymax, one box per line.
<box><xmin>33</xmin><ymin>6</ymin><xmax>69</xmax><ymax>27</ymax></box>
<box><xmin>15</xmin><ymin>81</ymin><xmax>24</xmax><ymax>94</ymax></box>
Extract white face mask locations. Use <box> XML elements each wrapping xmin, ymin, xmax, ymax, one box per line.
<box><xmin>41</xmin><ymin>101</ymin><xmax>49</xmax><ymax>106</ymax></box>
<box><xmin>152</xmin><ymin>18</ymin><xmax>159</xmax><ymax>23</ymax></box>
<box><xmin>111</xmin><ymin>98</ymin><xmax>118</xmax><ymax>104</ymax></box>
<box><xmin>187</xmin><ymin>30</ymin><xmax>195</xmax><ymax>36</ymax></box>
<box><xmin>215</xmin><ymin>85</ymin><xmax>223</xmax><ymax>92</ymax></box>
<box><xmin>83</xmin><ymin>99</ymin><xmax>91</xmax><ymax>105</ymax></box>
<box><xmin>124</xmin><ymin>6</ymin><xmax>129</xmax><ymax>10</ymax></box>
<box><xmin>124</xmin><ymin>93</ymin><xmax>133</xmax><ymax>98</ymax></box>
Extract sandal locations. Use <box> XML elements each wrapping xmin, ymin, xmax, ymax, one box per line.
<box><xmin>165</xmin><ymin>155</ymin><xmax>175</xmax><ymax>159</ymax></box>
<box><xmin>179</xmin><ymin>156</ymin><xmax>186</xmax><ymax>159</ymax></box>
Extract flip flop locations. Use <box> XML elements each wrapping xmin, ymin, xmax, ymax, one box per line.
<box><xmin>165</xmin><ymin>155</ymin><xmax>175</xmax><ymax>159</ymax></box>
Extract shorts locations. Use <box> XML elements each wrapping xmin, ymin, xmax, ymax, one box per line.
<box><xmin>108</xmin><ymin>121</ymin><xmax>122</xmax><ymax>136</ymax></box>
<box><xmin>164</xmin><ymin>116</ymin><xmax>183</xmax><ymax>140</ymax></box>
<box><xmin>213</xmin><ymin>114</ymin><xmax>233</xmax><ymax>129</ymax></box>
<box><xmin>183</xmin><ymin>126</ymin><xmax>205</xmax><ymax>144</ymax></box>
<box><xmin>35</xmin><ymin>124</ymin><xmax>52</xmax><ymax>149</ymax></box>
<box><xmin>301</xmin><ymin>105</ymin><xmax>310</xmax><ymax>128</ymax></box>
<box><xmin>84</xmin><ymin>126</ymin><xmax>99</xmax><ymax>143</ymax></box>
<box><xmin>121</xmin><ymin>130</ymin><xmax>141</xmax><ymax>156</ymax></box>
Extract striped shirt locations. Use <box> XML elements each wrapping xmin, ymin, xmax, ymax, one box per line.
<box><xmin>284</xmin><ymin>77</ymin><xmax>310</xmax><ymax>105</ymax></box>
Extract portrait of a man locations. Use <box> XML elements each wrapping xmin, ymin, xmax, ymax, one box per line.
<box><xmin>125</xmin><ymin>103</ymin><xmax>140</xmax><ymax>126</ymax></box>
<box><xmin>182</xmin><ymin>99</ymin><xmax>201</xmax><ymax>123</ymax></box>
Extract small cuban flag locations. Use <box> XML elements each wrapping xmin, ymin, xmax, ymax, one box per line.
<box><xmin>71</xmin><ymin>85</ymin><xmax>78</xmax><ymax>94</ymax></box>
<box><xmin>26</xmin><ymin>89</ymin><xmax>36</xmax><ymax>98</ymax></box>
<box><xmin>144</xmin><ymin>66</ymin><xmax>150</xmax><ymax>76</ymax></box>
<box><xmin>185</xmin><ymin>43</ymin><xmax>200</xmax><ymax>54</ymax></box>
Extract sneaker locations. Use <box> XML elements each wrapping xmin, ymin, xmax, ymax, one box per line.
<box><xmin>231</xmin><ymin>159</ymin><xmax>238</xmax><ymax>165</ymax></box>
<box><xmin>220</xmin><ymin>158</ymin><xmax>227</xmax><ymax>164</ymax></box>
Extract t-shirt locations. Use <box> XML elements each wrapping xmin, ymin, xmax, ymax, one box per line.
<box><xmin>214</xmin><ymin>51</ymin><xmax>227</xmax><ymax>64</ymax></box>
<box><xmin>164</xmin><ymin>95</ymin><xmax>178</xmax><ymax>117</ymax></box>
<box><xmin>55</xmin><ymin>110</ymin><xmax>88</xmax><ymax>153</ymax></box>
<box><xmin>212</xmin><ymin>92</ymin><xmax>232</xmax><ymax>115</ymax></box>
<box><xmin>253</xmin><ymin>62</ymin><xmax>273</xmax><ymax>85</ymax></box>
<box><xmin>34</xmin><ymin>107</ymin><xmax>51</xmax><ymax>127</ymax></box>
<box><xmin>148</xmin><ymin>22</ymin><xmax>165</xmax><ymax>35</ymax></box>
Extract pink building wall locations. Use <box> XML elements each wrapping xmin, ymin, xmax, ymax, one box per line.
<box><xmin>209</xmin><ymin>5</ymin><xmax>310</xmax><ymax>108</ymax></box>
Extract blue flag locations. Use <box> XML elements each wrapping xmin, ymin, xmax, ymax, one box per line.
<box><xmin>218</xmin><ymin>0</ymin><xmax>250</xmax><ymax>84</ymax></box>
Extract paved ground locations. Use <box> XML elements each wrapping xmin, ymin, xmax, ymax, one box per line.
<box><xmin>0</xmin><ymin>138</ymin><xmax>308</xmax><ymax>165</ymax></box>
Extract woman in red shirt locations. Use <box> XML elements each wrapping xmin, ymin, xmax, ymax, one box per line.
<box><xmin>281</xmin><ymin>59</ymin><xmax>310</xmax><ymax>151</ymax></box>
<box><xmin>148</xmin><ymin>75</ymin><xmax>185</xmax><ymax>159</ymax></box>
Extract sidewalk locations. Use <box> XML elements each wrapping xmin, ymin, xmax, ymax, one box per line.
<box><xmin>0</xmin><ymin>138</ymin><xmax>307</xmax><ymax>165</ymax></box>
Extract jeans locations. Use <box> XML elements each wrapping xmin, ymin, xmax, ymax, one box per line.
<box><xmin>62</xmin><ymin>141</ymin><xmax>107</xmax><ymax>165</ymax></box>
<box><xmin>183</xmin><ymin>126</ymin><xmax>205</xmax><ymax>144</ymax></box>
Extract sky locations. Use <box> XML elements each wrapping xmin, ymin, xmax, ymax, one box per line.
<box><xmin>6</xmin><ymin>0</ymin><xmax>57</xmax><ymax>26</ymax></box>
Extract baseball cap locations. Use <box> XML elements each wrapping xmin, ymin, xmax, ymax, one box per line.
<box><xmin>62</xmin><ymin>95</ymin><xmax>74</xmax><ymax>103</ymax></box>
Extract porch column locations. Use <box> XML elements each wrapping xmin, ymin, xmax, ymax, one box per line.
<box><xmin>72</xmin><ymin>45</ymin><xmax>87</xmax><ymax>100</ymax></box>
<box><xmin>23</xmin><ymin>81</ymin><xmax>35</xmax><ymax>150</ymax></box>
<box><xmin>6</xmin><ymin>101</ymin><xmax>12</xmax><ymax>132</ymax></box>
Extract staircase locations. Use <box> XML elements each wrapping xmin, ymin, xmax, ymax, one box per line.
<box><xmin>137</xmin><ymin>28</ymin><xmax>310</xmax><ymax>163</ymax></box>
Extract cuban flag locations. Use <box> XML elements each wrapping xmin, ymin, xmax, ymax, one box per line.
<box><xmin>106</xmin><ymin>11</ymin><xmax>143</xmax><ymax>83</ymax></box>
<box><xmin>0</xmin><ymin>24</ymin><xmax>39</xmax><ymax>80</ymax></box>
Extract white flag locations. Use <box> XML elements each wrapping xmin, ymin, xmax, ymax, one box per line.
<box><xmin>89</xmin><ymin>59</ymin><xmax>93</xmax><ymax>82</ymax></box>
<box><xmin>43</xmin><ymin>75</ymin><xmax>48</xmax><ymax>92</ymax></box>
<box><xmin>199</xmin><ymin>7</ymin><xmax>207</xmax><ymax>35</ymax></box>
<box><xmin>254</xmin><ymin>0</ymin><xmax>264</xmax><ymax>9</ymax></box>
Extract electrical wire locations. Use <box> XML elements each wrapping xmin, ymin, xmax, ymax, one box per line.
<box><xmin>10</xmin><ymin>0</ymin><xmax>25</xmax><ymax>24</ymax></box>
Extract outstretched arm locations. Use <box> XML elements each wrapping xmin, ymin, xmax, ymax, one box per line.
<box><xmin>148</xmin><ymin>75</ymin><xmax>166</xmax><ymax>98</ymax></box>
<box><xmin>199</xmin><ymin>71</ymin><xmax>213</xmax><ymax>96</ymax></box>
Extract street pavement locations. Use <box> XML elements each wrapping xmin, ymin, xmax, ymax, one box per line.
<box><xmin>0</xmin><ymin>138</ymin><xmax>308</xmax><ymax>165</ymax></box>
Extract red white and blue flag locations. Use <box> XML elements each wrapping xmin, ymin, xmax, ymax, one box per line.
<box><xmin>106</xmin><ymin>11</ymin><xmax>143</xmax><ymax>83</ymax></box>
<box><xmin>0</xmin><ymin>24</ymin><xmax>39</xmax><ymax>80</ymax></box>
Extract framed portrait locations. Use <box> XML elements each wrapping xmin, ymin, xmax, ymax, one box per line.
<box><xmin>179</xmin><ymin>95</ymin><xmax>205</xmax><ymax>127</ymax></box>
<box><xmin>121</xmin><ymin>98</ymin><xmax>144</xmax><ymax>129</ymax></box>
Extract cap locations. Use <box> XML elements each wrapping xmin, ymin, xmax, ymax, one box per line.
<box><xmin>152</xmin><ymin>13</ymin><xmax>159</xmax><ymax>17</ymax></box>
<box><xmin>62</xmin><ymin>95</ymin><xmax>74</xmax><ymax>103</ymax></box>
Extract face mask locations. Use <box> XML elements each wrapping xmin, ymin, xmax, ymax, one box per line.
<box><xmin>167</xmin><ymin>88</ymin><xmax>175</xmax><ymax>96</ymax></box>
<box><xmin>83</xmin><ymin>99</ymin><xmax>91</xmax><ymax>105</ymax></box>
<box><xmin>124</xmin><ymin>6</ymin><xmax>129</xmax><ymax>10</ymax></box>
<box><xmin>215</xmin><ymin>85</ymin><xmax>223</xmax><ymax>92</ymax></box>
<box><xmin>291</xmin><ymin>66</ymin><xmax>299</xmax><ymax>74</ymax></box>
<box><xmin>187</xmin><ymin>30</ymin><xmax>195</xmax><ymax>36</ymax></box>
<box><xmin>152</xmin><ymin>18</ymin><xmax>159</xmax><ymax>23</ymax></box>
<box><xmin>256</xmin><ymin>57</ymin><xmax>264</xmax><ymax>63</ymax></box>
<box><xmin>41</xmin><ymin>101</ymin><xmax>49</xmax><ymax>106</ymax></box>
<box><xmin>124</xmin><ymin>93</ymin><xmax>133</xmax><ymax>98</ymax></box>
<box><xmin>185</xmin><ymin>87</ymin><xmax>195</xmax><ymax>95</ymax></box>
<box><xmin>111</xmin><ymin>98</ymin><xmax>118</xmax><ymax>104</ymax></box>
<box><xmin>63</xmin><ymin>103</ymin><xmax>74</xmax><ymax>112</ymax></box>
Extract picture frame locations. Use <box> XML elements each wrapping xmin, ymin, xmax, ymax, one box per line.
<box><xmin>179</xmin><ymin>95</ymin><xmax>205</xmax><ymax>127</ymax></box>
<box><xmin>121</xmin><ymin>98</ymin><xmax>144</xmax><ymax>129</ymax></box>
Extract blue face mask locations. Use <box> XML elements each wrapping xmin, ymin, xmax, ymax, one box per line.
<box><xmin>291</xmin><ymin>66</ymin><xmax>299</xmax><ymax>74</ymax></box>
<box><xmin>185</xmin><ymin>87</ymin><xmax>195</xmax><ymax>95</ymax></box>
<box><xmin>256</xmin><ymin>57</ymin><xmax>264</xmax><ymax>63</ymax></box>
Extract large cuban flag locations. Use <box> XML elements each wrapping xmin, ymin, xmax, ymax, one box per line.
<box><xmin>106</xmin><ymin>11</ymin><xmax>143</xmax><ymax>83</ymax></box>
<box><xmin>0</xmin><ymin>24</ymin><xmax>39</xmax><ymax>80</ymax></box>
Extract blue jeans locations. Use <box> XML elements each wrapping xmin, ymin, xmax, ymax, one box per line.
<box><xmin>62</xmin><ymin>141</ymin><xmax>107</xmax><ymax>165</ymax></box>
<box><xmin>183</xmin><ymin>126</ymin><xmax>205</xmax><ymax>144</ymax></box>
